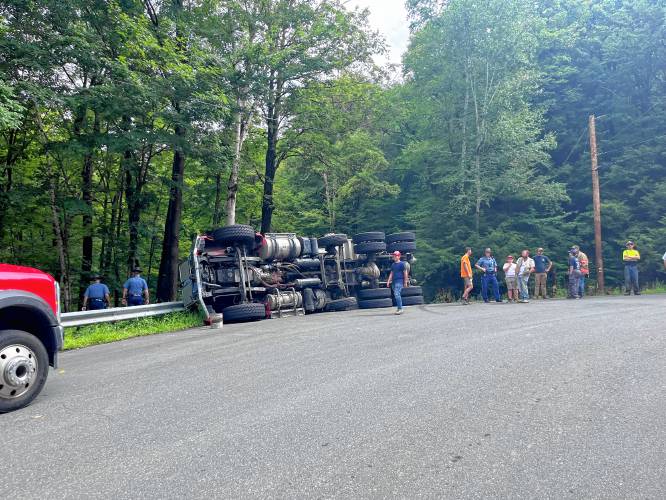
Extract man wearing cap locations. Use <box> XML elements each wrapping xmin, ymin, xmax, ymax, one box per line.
<box><xmin>622</xmin><ymin>241</ymin><xmax>641</xmax><ymax>295</ymax></box>
<box><xmin>533</xmin><ymin>247</ymin><xmax>552</xmax><ymax>299</ymax></box>
<box><xmin>567</xmin><ymin>248</ymin><xmax>582</xmax><ymax>299</ymax></box>
<box><xmin>573</xmin><ymin>245</ymin><xmax>589</xmax><ymax>297</ymax></box>
<box><xmin>122</xmin><ymin>268</ymin><xmax>150</xmax><ymax>306</ymax></box>
<box><xmin>82</xmin><ymin>274</ymin><xmax>110</xmax><ymax>310</ymax></box>
<box><xmin>475</xmin><ymin>248</ymin><xmax>501</xmax><ymax>303</ymax></box>
<box><xmin>386</xmin><ymin>251</ymin><xmax>409</xmax><ymax>315</ymax></box>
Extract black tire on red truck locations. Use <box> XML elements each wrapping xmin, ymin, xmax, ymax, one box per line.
<box><xmin>0</xmin><ymin>329</ymin><xmax>49</xmax><ymax>413</ymax></box>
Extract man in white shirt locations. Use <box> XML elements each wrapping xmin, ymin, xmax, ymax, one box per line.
<box><xmin>515</xmin><ymin>249</ymin><xmax>535</xmax><ymax>303</ymax></box>
<box><xmin>663</xmin><ymin>252</ymin><xmax>666</xmax><ymax>270</ymax></box>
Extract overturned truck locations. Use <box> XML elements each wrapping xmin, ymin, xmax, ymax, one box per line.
<box><xmin>180</xmin><ymin>225</ymin><xmax>423</xmax><ymax>324</ymax></box>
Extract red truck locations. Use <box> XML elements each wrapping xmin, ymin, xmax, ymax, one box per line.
<box><xmin>0</xmin><ymin>263</ymin><xmax>63</xmax><ymax>412</ymax></box>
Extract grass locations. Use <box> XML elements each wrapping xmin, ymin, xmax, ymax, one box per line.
<box><xmin>64</xmin><ymin>311</ymin><xmax>202</xmax><ymax>350</ymax></box>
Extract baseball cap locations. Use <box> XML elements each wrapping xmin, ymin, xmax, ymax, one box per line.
<box><xmin>507</xmin><ymin>255</ymin><xmax>514</xmax><ymax>259</ymax></box>
<box><xmin>626</xmin><ymin>240</ymin><xmax>634</xmax><ymax>246</ymax></box>
<box><xmin>392</xmin><ymin>250</ymin><xmax>401</xmax><ymax>257</ymax></box>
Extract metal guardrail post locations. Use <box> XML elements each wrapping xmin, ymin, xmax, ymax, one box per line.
<box><xmin>61</xmin><ymin>302</ymin><xmax>185</xmax><ymax>328</ymax></box>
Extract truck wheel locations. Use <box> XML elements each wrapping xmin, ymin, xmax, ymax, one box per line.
<box><xmin>352</xmin><ymin>231</ymin><xmax>385</xmax><ymax>244</ymax></box>
<box><xmin>358</xmin><ymin>298</ymin><xmax>394</xmax><ymax>309</ymax></box>
<box><xmin>401</xmin><ymin>286</ymin><xmax>423</xmax><ymax>297</ymax></box>
<box><xmin>358</xmin><ymin>288</ymin><xmax>392</xmax><ymax>300</ymax></box>
<box><xmin>354</xmin><ymin>241</ymin><xmax>387</xmax><ymax>254</ymax></box>
<box><xmin>386</xmin><ymin>232</ymin><xmax>416</xmax><ymax>244</ymax></box>
<box><xmin>212</xmin><ymin>225</ymin><xmax>257</xmax><ymax>248</ymax></box>
<box><xmin>400</xmin><ymin>295</ymin><xmax>424</xmax><ymax>306</ymax></box>
<box><xmin>0</xmin><ymin>330</ymin><xmax>49</xmax><ymax>413</ymax></box>
<box><xmin>222</xmin><ymin>303</ymin><xmax>266</xmax><ymax>323</ymax></box>
<box><xmin>318</xmin><ymin>233</ymin><xmax>348</xmax><ymax>249</ymax></box>
<box><xmin>324</xmin><ymin>297</ymin><xmax>357</xmax><ymax>312</ymax></box>
<box><xmin>387</xmin><ymin>241</ymin><xmax>416</xmax><ymax>253</ymax></box>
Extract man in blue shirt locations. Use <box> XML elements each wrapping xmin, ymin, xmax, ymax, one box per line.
<box><xmin>475</xmin><ymin>248</ymin><xmax>501</xmax><ymax>303</ymax></box>
<box><xmin>386</xmin><ymin>251</ymin><xmax>409</xmax><ymax>315</ymax></box>
<box><xmin>533</xmin><ymin>247</ymin><xmax>552</xmax><ymax>299</ymax></box>
<box><xmin>82</xmin><ymin>275</ymin><xmax>110</xmax><ymax>310</ymax></box>
<box><xmin>122</xmin><ymin>268</ymin><xmax>150</xmax><ymax>306</ymax></box>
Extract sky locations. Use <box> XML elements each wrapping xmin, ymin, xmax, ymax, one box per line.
<box><xmin>345</xmin><ymin>0</ymin><xmax>411</xmax><ymax>67</ymax></box>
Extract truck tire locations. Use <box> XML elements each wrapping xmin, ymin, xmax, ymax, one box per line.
<box><xmin>358</xmin><ymin>288</ymin><xmax>392</xmax><ymax>300</ymax></box>
<box><xmin>400</xmin><ymin>295</ymin><xmax>424</xmax><ymax>306</ymax></box>
<box><xmin>387</xmin><ymin>241</ymin><xmax>416</xmax><ymax>253</ymax></box>
<box><xmin>352</xmin><ymin>231</ymin><xmax>385</xmax><ymax>244</ymax></box>
<box><xmin>358</xmin><ymin>298</ymin><xmax>393</xmax><ymax>309</ymax></box>
<box><xmin>325</xmin><ymin>297</ymin><xmax>357</xmax><ymax>312</ymax></box>
<box><xmin>386</xmin><ymin>232</ymin><xmax>416</xmax><ymax>244</ymax></box>
<box><xmin>318</xmin><ymin>233</ymin><xmax>348</xmax><ymax>249</ymax></box>
<box><xmin>222</xmin><ymin>302</ymin><xmax>266</xmax><ymax>323</ymax></box>
<box><xmin>0</xmin><ymin>329</ymin><xmax>49</xmax><ymax>413</ymax></box>
<box><xmin>401</xmin><ymin>286</ymin><xmax>423</xmax><ymax>297</ymax></box>
<box><xmin>354</xmin><ymin>241</ymin><xmax>386</xmax><ymax>254</ymax></box>
<box><xmin>212</xmin><ymin>225</ymin><xmax>256</xmax><ymax>248</ymax></box>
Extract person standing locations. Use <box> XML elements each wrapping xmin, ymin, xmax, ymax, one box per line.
<box><xmin>573</xmin><ymin>246</ymin><xmax>589</xmax><ymax>297</ymax></box>
<box><xmin>503</xmin><ymin>255</ymin><xmax>518</xmax><ymax>303</ymax></box>
<box><xmin>82</xmin><ymin>274</ymin><xmax>110</xmax><ymax>310</ymax></box>
<box><xmin>387</xmin><ymin>250</ymin><xmax>409</xmax><ymax>315</ymax></box>
<box><xmin>460</xmin><ymin>247</ymin><xmax>474</xmax><ymax>305</ymax></box>
<box><xmin>475</xmin><ymin>248</ymin><xmax>501</xmax><ymax>303</ymax></box>
<box><xmin>567</xmin><ymin>248</ymin><xmax>582</xmax><ymax>299</ymax></box>
<box><xmin>122</xmin><ymin>267</ymin><xmax>150</xmax><ymax>306</ymax></box>
<box><xmin>533</xmin><ymin>248</ymin><xmax>552</xmax><ymax>299</ymax></box>
<box><xmin>515</xmin><ymin>249</ymin><xmax>535</xmax><ymax>303</ymax></box>
<box><xmin>622</xmin><ymin>241</ymin><xmax>641</xmax><ymax>295</ymax></box>
<box><xmin>663</xmin><ymin>251</ymin><xmax>666</xmax><ymax>270</ymax></box>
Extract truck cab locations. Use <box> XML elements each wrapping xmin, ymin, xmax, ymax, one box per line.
<box><xmin>0</xmin><ymin>263</ymin><xmax>63</xmax><ymax>412</ymax></box>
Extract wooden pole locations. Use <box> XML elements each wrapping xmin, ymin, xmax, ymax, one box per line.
<box><xmin>589</xmin><ymin>115</ymin><xmax>605</xmax><ymax>293</ymax></box>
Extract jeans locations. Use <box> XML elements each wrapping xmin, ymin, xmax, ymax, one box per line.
<box><xmin>624</xmin><ymin>265</ymin><xmax>639</xmax><ymax>294</ymax></box>
<box><xmin>568</xmin><ymin>270</ymin><xmax>581</xmax><ymax>298</ymax></box>
<box><xmin>481</xmin><ymin>273</ymin><xmax>501</xmax><ymax>302</ymax></box>
<box><xmin>534</xmin><ymin>272</ymin><xmax>548</xmax><ymax>298</ymax></box>
<box><xmin>393</xmin><ymin>282</ymin><xmax>403</xmax><ymax>310</ymax></box>
<box><xmin>518</xmin><ymin>274</ymin><xmax>530</xmax><ymax>300</ymax></box>
<box><xmin>128</xmin><ymin>296</ymin><xmax>144</xmax><ymax>306</ymax></box>
<box><xmin>578</xmin><ymin>275</ymin><xmax>586</xmax><ymax>297</ymax></box>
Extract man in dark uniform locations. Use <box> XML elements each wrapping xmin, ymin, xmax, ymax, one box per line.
<box><xmin>122</xmin><ymin>268</ymin><xmax>150</xmax><ymax>306</ymax></box>
<box><xmin>82</xmin><ymin>274</ymin><xmax>111</xmax><ymax>310</ymax></box>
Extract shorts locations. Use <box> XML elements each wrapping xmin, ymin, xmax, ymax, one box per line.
<box><xmin>505</xmin><ymin>276</ymin><xmax>518</xmax><ymax>290</ymax></box>
<box><xmin>463</xmin><ymin>277</ymin><xmax>472</xmax><ymax>287</ymax></box>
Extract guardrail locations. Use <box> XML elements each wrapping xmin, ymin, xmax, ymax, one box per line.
<box><xmin>61</xmin><ymin>302</ymin><xmax>185</xmax><ymax>328</ymax></box>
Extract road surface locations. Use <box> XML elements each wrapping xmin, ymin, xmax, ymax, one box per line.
<box><xmin>2</xmin><ymin>296</ymin><xmax>665</xmax><ymax>498</ymax></box>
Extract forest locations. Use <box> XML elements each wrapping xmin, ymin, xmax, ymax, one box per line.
<box><xmin>1</xmin><ymin>0</ymin><xmax>665</xmax><ymax>310</ymax></box>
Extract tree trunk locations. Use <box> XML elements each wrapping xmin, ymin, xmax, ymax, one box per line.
<box><xmin>212</xmin><ymin>172</ymin><xmax>222</xmax><ymax>227</ymax></box>
<box><xmin>78</xmin><ymin>111</ymin><xmax>99</xmax><ymax>308</ymax></box>
<box><xmin>157</xmin><ymin>124</ymin><xmax>186</xmax><ymax>302</ymax></box>
<box><xmin>50</xmin><ymin>177</ymin><xmax>71</xmax><ymax>311</ymax></box>
<box><xmin>322</xmin><ymin>171</ymin><xmax>335</xmax><ymax>231</ymax></box>
<box><xmin>261</xmin><ymin>101</ymin><xmax>279</xmax><ymax>234</ymax></box>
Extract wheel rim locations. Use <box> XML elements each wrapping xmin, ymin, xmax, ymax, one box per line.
<box><xmin>0</xmin><ymin>344</ymin><xmax>38</xmax><ymax>399</ymax></box>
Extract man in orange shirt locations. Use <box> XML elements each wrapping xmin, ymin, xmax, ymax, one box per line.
<box><xmin>461</xmin><ymin>247</ymin><xmax>473</xmax><ymax>305</ymax></box>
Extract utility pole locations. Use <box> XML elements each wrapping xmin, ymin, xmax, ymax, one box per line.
<box><xmin>589</xmin><ymin>115</ymin><xmax>605</xmax><ymax>294</ymax></box>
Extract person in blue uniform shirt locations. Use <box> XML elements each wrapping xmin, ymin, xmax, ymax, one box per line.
<box><xmin>475</xmin><ymin>248</ymin><xmax>502</xmax><ymax>303</ymax></box>
<box><xmin>82</xmin><ymin>274</ymin><xmax>110</xmax><ymax>310</ymax></box>
<box><xmin>122</xmin><ymin>268</ymin><xmax>150</xmax><ymax>306</ymax></box>
<box><xmin>386</xmin><ymin>251</ymin><xmax>409</xmax><ymax>315</ymax></box>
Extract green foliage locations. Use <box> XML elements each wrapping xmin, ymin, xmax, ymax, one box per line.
<box><xmin>1</xmin><ymin>0</ymin><xmax>665</xmax><ymax>306</ymax></box>
<box><xmin>63</xmin><ymin>311</ymin><xmax>201</xmax><ymax>350</ymax></box>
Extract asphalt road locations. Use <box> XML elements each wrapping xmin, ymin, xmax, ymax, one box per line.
<box><xmin>2</xmin><ymin>296</ymin><xmax>665</xmax><ymax>499</ymax></box>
